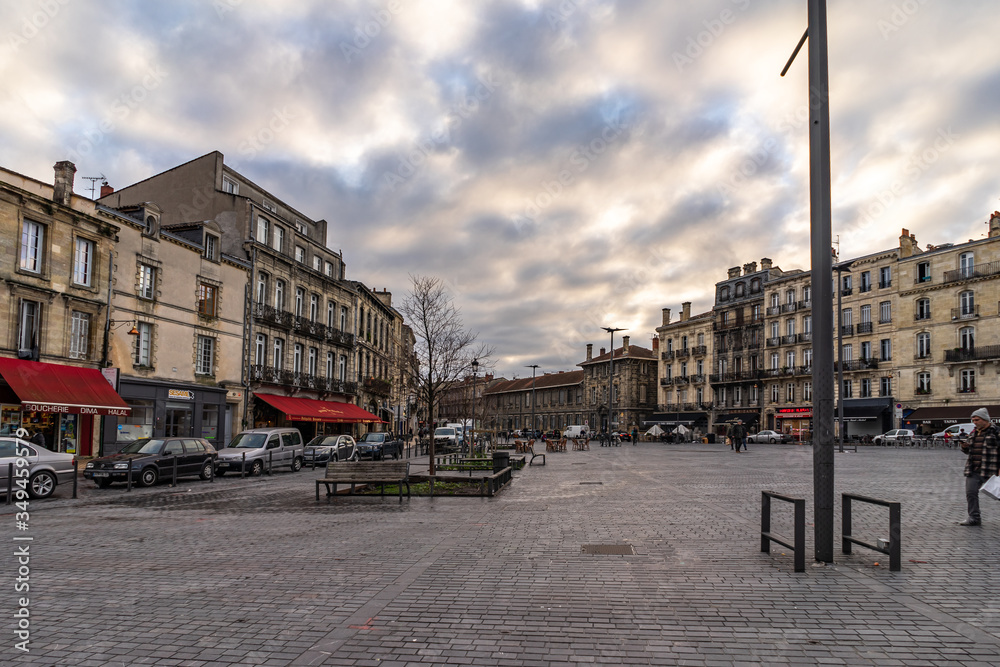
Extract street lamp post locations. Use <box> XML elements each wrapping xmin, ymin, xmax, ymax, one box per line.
<box><xmin>602</xmin><ymin>327</ymin><xmax>626</xmax><ymax>434</ymax></box>
<box><xmin>471</xmin><ymin>359</ymin><xmax>479</xmax><ymax>452</ymax></box>
<box><xmin>526</xmin><ymin>364</ymin><xmax>539</xmax><ymax>437</ymax></box>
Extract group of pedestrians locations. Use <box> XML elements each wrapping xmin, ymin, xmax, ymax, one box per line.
<box><xmin>726</xmin><ymin>420</ymin><xmax>748</xmax><ymax>453</ymax></box>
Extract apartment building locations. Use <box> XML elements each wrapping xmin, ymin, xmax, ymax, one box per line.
<box><xmin>483</xmin><ymin>370</ymin><xmax>585</xmax><ymax>433</ymax></box>
<box><xmin>654</xmin><ymin>302</ymin><xmax>714</xmax><ymax>430</ymax></box>
<box><xmin>579</xmin><ymin>337</ymin><xmax>658</xmax><ymax>432</ymax></box>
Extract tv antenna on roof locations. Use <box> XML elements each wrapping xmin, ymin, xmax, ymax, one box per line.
<box><xmin>82</xmin><ymin>174</ymin><xmax>106</xmax><ymax>199</ymax></box>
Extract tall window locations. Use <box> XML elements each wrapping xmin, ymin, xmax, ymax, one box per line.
<box><xmin>786</xmin><ymin>383</ymin><xmax>795</xmax><ymax>402</ymax></box>
<box><xmin>310</xmin><ymin>294</ymin><xmax>319</xmax><ymax>322</ymax></box>
<box><xmin>879</xmin><ymin>266</ymin><xmax>891</xmax><ymax>288</ymax></box>
<box><xmin>73</xmin><ymin>237</ymin><xmax>94</xmax><ymax>286</ymax></box>
<box><xmin>295</xmin><ymin>246</ymin><xmax>305</xmax><ymax>263</ymax></box>
<box><xmin>959</xmin><ymin>252</ymin><xmax>974</xmax><ymax>278</ymax></box>
<box><xmin>696</xmin><ymin>360</ymin><xmax>704</xmax><ymax>375</ymax></box>
<box><xmin>916</xmin><ymin>332</ymin><xmax>931</xmax><ymax>358</ymax></box>
<box><xmin>770</xmin><ymin>384</ymin><xmax>779</xmax><ymax>402</ymax></box>
<box><xmin>803</xmin><ymin>315</ymin><xmax>812</xmax><ymax>334</ymax></box>
<box><xmin>255</xmin><ymin>334</ymin><xmax>267</xmax><ymax>365</ymax></box>
<box><xmin>841</xmin><ymin>307</ymin><xmax>853</xmax><ymax>326</ymax></box>
<box><xmin>196</xmin><ymin>336</ymin><xmax>214</xmax><ymax>375</ymax></box>
<box><xmin>785</xmin><ymin>350</ymin><xmax>795</xmax><ymax>368</ymax></box>
<box><xmin>803</xmin><ymin>285</ymin><xmax>811</xmax><ymax>303</ymax></box>
<box><xmin>915</xmin><ymin>298</ymin><xmax>930</xmax><ymax>320</ymax></box>
<box><xmin>272</xmin><ymin>226</ymin><xmax>284</xmax><ymax>252</ymax></box>
<box><xmin>803</xmin><ymin>382</ymin><xmax>812</xmax><ymax>401</ymax></box>
<box><xmin>17</xmin><ymin>300</ymin><xmax>39</xmax><ymax>355</ymax></box>
<box><xmin>327</xmin><ymin>302</ymin><xmax>335</xmax><ymax>328</ymax></box>
<box><xmin>198</xmin><ymin>283</ymin><xmax>217</xmax><ymax>317</ymax></box>
<box><xmin>879</xmin><ymin>301</ymin><xmax>892</xmax><ymax>323</ymax></box>
<box><xmin>770</xmin><ymin>292</ymin><xmax>779</xmax><ymax>308</ymax></box>
<box><xmin>842</xmin><ymin>343</ymin><xmax>853</xmax><ymax>362</ymax></box>
<box><xmin>139</xmin><ymin>264</ymin><xmax>156</xmax><ymax>300</ymax></box>
<box><xmin>770</xmin><ymin>321</ymin><xmax>779</xmax><ymax>338</ymax></box>
<box><xmin>293</xmin><ymin>344</ymin><xmax>303</xmax><ymax>374</ymax></box>
<box><xmin>325</xmin><ymin>261</ymin><xmax>334</xmax><ymax>277</ymax></box>
<box><xmin>338</xmin><ymin>355</ymin><xmax>347</xmax><ymax>380</ymax></box>
<box><xmin>860</xmin><ymin>378</ymin><xmax>872</xmax><ymax>398</ymax></box>
<box><xmin>340</xmin><ymin>306</ymin><xmax>348</xmax><ymax>330</ymax></box>
<box><xmin>842</xmin><ymin>379</ymin><xmax>853</xmax><ymax>399</ymax></box>
<box><xmin>960</xmin><ymin>326</ymin><xmax>975</xmax><ymax>350</ymax></box>
<box><xmin>860</xmin><ymin>304</ymin><xmax>871</xmax><ymax>324</ymax></box>
<box><xmin>960</xmin><ymin>291</ymin><xmax>975</xmax><ymax>316</ymax></box>
<box><xmin>880</xmin><ymin>376</ymin><xmax>892</xmax><ymax>396</ymax></box>
<box><xmin>256</xmin><ymin>273</ymin><xmax>268</xmax><ymax>304</ymax></box>
<box><xmin>917</xmin><ymin>372</ymin><xmax>931</xmax><ymax>394</ymax></box>
<box><xmin>880</xmin><ymin>339</ymin><xmax>891</xmax><ymax>361</ymax></box>
<box><xmin>274</xmin><ymin>280</ymin><xmax>285</xmax><ymax>310</ymax></box>
<box><xmin>860</xmin><ymin>271</ymin><xmax>871</xmax><ymax>292</ymax></box>
<box><xmin>69</xmin><ymin>311</ymin><xmax>90</xmax><ymax>360</ymax></box>
<box><xmin>204</xmin><ymin>234</ymin><xmax>218</xmax><ymax>261</ymax></box>
<box><xmin>295</xmin><ymin>288</ymin><xmax>305</xmax><ymax>317</ymax></box>
<box><xmin>786</xmin><ymin>289</ymin><xmax>795</xmax><ymax>304</ymax></box>
<box><xmin>960</xmin><ymin>368</ymin><xmax>976</xmax><ymax>393</ymax></box>
<box><xmin>917</xmin><ymin>261</ymin><xmax>931</xmax><ymax>282</ymax></box>
<box><xmin>20</xmin><ymin>220</ymin><xmax>44</xmax><ymax>273</ymax></box>
<box><xmin>308</xmin><ymin>347</ymin><xmax>317</xmax><ymax>376</ymax></box>
<box><xmin>273</xmin><ymin>338</ymin><xmax>284</xmax><ymax>370</ymax></box>
<box><xmin>256</xmin><ymin>217</ymin><xmax>268</xmax><ymax>244</ymax></box>
<box><xmin>785</xmin><ymin>319</ymin><xmax>795</xmax><ymax>336</ymax></box>
<box><xmin>804</xmin><ymin>348</ymin><xmax>813</xmax><ymax>368</ymax></box>
<box><xmin>861</xmin><ymin>340</ymin><xmax>872</xmax><ymax>360</ymax></box>
<box><xmin>841</xmin><ymin>273</ymin><xmax>852</xmax><ymax>292</ymax></box>
<box><xmin>326</xmin><ymin>352</ymin><xmax>334</xmax><ymax>378</ymax></box>
<box><xmin>770</xmin><ymin>352</ymin><xmax>779</xmax><ymax>369</ymax></box>
<box><xmin>134</xmin><ymin>322</ymin><xmax>152</xmax><ymax>366</ymax></box>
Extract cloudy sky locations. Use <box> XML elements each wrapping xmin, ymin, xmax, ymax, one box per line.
<box><xmin>3</xmin><ymin>0</ymin><xmax>998</xmax><ymax>378</ymax></box>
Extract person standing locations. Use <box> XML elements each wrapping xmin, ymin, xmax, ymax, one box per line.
<box><xmin>733</xmin><ymin>420</ymin><xmax>747</xmax><ymax>453</ymax></box>
<box><xmin>958</xmin><ymin>408</ymin><xmax>1000</xmax><ymax>526</ymax></box>
<box><xmin>631</xmin><ymin>426</ymin><xmax>638</xmax><ymax>446</ymax></box>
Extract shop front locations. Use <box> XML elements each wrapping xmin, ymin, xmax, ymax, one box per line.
<box><xmin>839</xmin><ymin>397</ymin><xmax>894</xmax><ymax>439</ymax></box>
<box><xmin>713</xmin><ymin>408</ymin><xmax>762</xmax><ymax>435</ymax></box>
<box><xmin>772</xmin><ymin>407</ymin><xmax>812</xmax><ymax>440</ymax></box>
<box><xmin>0</xmin><ymin>358</ymin><xmax>130</xmax><ymax>456</ymax></box>
<box><xmin>252</xmin><ymin>393</ymin><xmax>382</xmax><ymax>440</ymax></box>
<box><xmin>101</xmin><ymin>377</ymin><xmax>227</xmax><ymax>454</ymax></box>
<box><xmin>904</xmin><ymin>404</ymin><xmax>1000</xmax><ymax>435</ymax></box>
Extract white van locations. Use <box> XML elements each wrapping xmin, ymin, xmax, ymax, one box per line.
<box><xmin>932</xmin><ymin>423</ymin><xmax>976</xmax><ymax>439</ymax></box>
<box><xmin>563</xmin><ymin>425</ymin><xmax>590</xmax><ymax>439</ymax></box>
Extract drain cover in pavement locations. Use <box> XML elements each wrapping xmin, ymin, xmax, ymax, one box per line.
<box><xmin>581</xmin><ymin>544</ymin><xmax>635</xmax><ymax>555</ymax></box>
<box><xmin>579</xmin><ymin>481</ymin><xmax>603</xmax><ymax>485</ymax></box>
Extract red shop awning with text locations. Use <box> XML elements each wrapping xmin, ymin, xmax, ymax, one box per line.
<box><xmin>0</xmin><ymin>358</ymin><xmax>130</xmax><ymax>416</ymax></box>
<box><xmin>254</xmin><ymin>393</ymin><xmax>382</xmax><ymax>423</ymax></box>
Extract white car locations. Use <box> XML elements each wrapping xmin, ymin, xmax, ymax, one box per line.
<box><xmin>746</xmin><ymin>430</ymin><xmax>791</xmax><ymax>444</ymax></box>
<box><xmin>0</xmin><ymin>437</ymin><xmax>75</xmax><ymax>499</ymax></box>
<box><xmin>932</xmin><ymin>423</ymin><xmax>975</xmax><ymax>440</ymax></box>
<box><xmin>873</xmin><ymin>429</ymin><xmax>916</xmax><ymax>445</ymax></box>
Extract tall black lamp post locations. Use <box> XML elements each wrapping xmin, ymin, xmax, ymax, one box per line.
<box><xmin>471</xmin><ymin>359</ymin><xmax>479</xmax><ymax>451</ymax></box>
<box><xmin>526</xmin><ymin>364</ymin><xmax>539</xmax><ymax>437</ymax></box>
<box><xmin>602</xmin><ymin>327</ymin><xmax>626</xmax><ymax>433</ymax></box>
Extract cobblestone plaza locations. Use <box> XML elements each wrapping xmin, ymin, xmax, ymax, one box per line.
<box><xmin>4</xmin><ymin>443</ymin><xmax>1000</xmax><ymax>666</ymax></box>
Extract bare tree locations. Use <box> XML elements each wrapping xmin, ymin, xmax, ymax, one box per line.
<box><xmin>401</xmin><ymin>275</ymin><xmax>492</xmax><ymax>474</ymax></box>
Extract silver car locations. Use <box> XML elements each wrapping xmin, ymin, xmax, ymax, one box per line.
<box><xmin>216</xmin><ymin>428</ymin><xmax>304</xmax><ymax>476</ymax></box>
<box><xmin>0</xmin><ymin>437</ymin><xmax>75</xmax><ymax>499</ymax></box>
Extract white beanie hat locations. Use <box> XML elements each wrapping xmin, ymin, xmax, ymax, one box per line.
<box><xmin>972</xmin><ymin>407</ymin><xmax>991</xmax><ymax>422</ymax></box>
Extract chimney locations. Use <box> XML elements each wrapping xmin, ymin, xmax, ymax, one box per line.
<box><xmin>99</xmin><ymin>181</ymin><xmax>114</xmax><ymax>198</ymax></box>
<box><xmin>990</xmin><ymin>211</ymin><xmax>1000</xmax><ymax>238</ymax></box>
<box><xmin>727</xmin><ymin>266</ymin><xmax>741</xmax><ymax>278</ymax></box>
<box><xmin>586</xmin><ymin>343</ymin><xmax>593</xmax><ymax>361</ymax></box>
<box><xmin>900</xmin><ymin>228</ymin><xmax>916</xmax><ymax>258</ymax></box>
<box><xmin>599</xmin><ymin>347</ymin><xmax>606</xmax><ymax>356</ymax></box>
<box><xmin>681</xmin><ymin>302</ymin><xmax>691</xmax><ymax>322</ymax></box>
<box><xmin>743</xmin><ymin>261</ymin><xmax>757</xmax><ymax>275</ymax></box>
<box><xmin>53</xmin><ymin>161</ymin><xmax>76</xmax><ymax>206</ymax></box>
<box><xmin>760</xmin><ymin>257</ymin><xmax>772</xmax><ymax>271</ymax></box>
<box><xmin>651</xmin><ymin>337</ymin><xmax>659</xmax><ymax>351</ymax></box>
<box><xmin>622</xmin><ymin>335</ymin><xmax>630</xmax><ymax>353</ymax></box>
<box><xmin>661</xmin><ymin>308</ymin><xmax>671</xmax><ymax>326</ymax></box>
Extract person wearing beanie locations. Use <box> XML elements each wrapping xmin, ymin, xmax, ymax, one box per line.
<box><xmin>959</xmin><ymin>408</ymin><xmax>1000</xmax><ymax>526</ymax></box>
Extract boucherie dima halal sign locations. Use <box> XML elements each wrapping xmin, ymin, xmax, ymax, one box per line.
<box><xmin>20</xmin><ymin>403</ymin><xmax>130</xmax><ymax>416</ymax></box>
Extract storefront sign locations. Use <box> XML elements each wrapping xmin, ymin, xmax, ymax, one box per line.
<box><xmin>777</xmin><ymin>408</ymin><xmax>812</xmax><ymax>416</ymax></box>
<box><xmin>168</xmin><ymin>389</ymin><xmax>194</xmax><ymax>400</ymax></box>
<box><xmin>101</xmin><ymin>367</ymin><xmax>119</xmax><ymax>390</ymax></box>
<box><xmin>19</xmin><ymin>402</ymin><xmax>130</xmax><ymax>416</ymax></box>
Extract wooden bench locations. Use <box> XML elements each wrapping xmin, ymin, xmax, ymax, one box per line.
<box><xmin>316</xmin><ymin>460</ymin><xmax>410</xmax><ymax>502</ymax></box>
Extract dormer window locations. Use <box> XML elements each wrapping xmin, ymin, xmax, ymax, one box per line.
<box><xmin>204</xmin><ymin>233</ymin><xmax>219</xmax><ymax>261</ymax></box>
<box><xmin>735</xmin><ymin>282</ymin><xmax>745</xmax><ymax>297</ymax></box>
<box><xmin>262</xmin><ymin>198</ymin><xmax>277</xmax><ymax>213</ymax></box>
<box><xmin>222</xmin><ymin>177</ymin><xmax>239</xmax><ymax>194</ymax></box>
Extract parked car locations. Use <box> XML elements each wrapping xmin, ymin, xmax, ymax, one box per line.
<box><xmin>84</xmin><ymin>437</ymin><xmax>217</xmax><ymax>488</ymax></box>
<box><xmin>0</xmin><ymin>437</ymin><xmax>75</xmax><ymax>499</ymax></box>
<box><xmin>434</xmin><ymin>427</ymin><xmax>459</xmax><ymax>451</ymax></box>
<box><xmin>932</xmin><ymin>423</ymin><xmax>976</xmax><ymax>440</ymax></box>
<box><xmin>216</xmin><ymin>428</ymin><xmax>304</xmax><ymax>476</ymax></box>
<box><xmin>303</xmin><ymin>434</ymin><xmax>358</xmax><ymax>466</ymax></box>
<box><xmin>747</xmin><ymin>430</ymin><xmax>792</xmax><ymax>444</ymax></box>
<box><xmin>356</xmin><ymin>432</ymin><xmax>403</xmax><ymax>460</ymax></box>
<box><xmin>873</xmin><ymin>429</ymin><xmax>916</xmax><ymax>446</ymax></box>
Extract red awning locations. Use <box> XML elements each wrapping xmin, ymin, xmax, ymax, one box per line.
<box><xmin>254</xmin><ymin>393</ymin><xmax>381</xmax><ymax>423</ymax></box>
<box><xmin>0</xmin><ymin>358</ymin><xmax>130</xmax><ymax>416</ymax></box>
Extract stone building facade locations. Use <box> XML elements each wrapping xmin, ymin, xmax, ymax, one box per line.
<box><xmin>579</xmin><ymin>336</ymin><xmax>658</xmax><ymax>433</ymax></box>
<box><xmin>483</xmin><ymin>370</ymin><xmax>585</xmax><ymax>434</ymax></box>
<box><xmin>655</xmin><ymin>302</ymin><xmax>714</xmax><ymax>430</ymax></box>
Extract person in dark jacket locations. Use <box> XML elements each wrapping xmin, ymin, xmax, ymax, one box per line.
<box><xmin>959</xmin><ymin>408</ymin><xmax>1000</xmax><ymax>526</ymax></box>
<box><xmin>30</xmin><ymin>431</ymin><xmax>46</xmax><ymax>448</ymax></box>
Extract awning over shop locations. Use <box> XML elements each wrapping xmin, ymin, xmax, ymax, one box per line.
<box><xmin>254</xmin><ymin>393</ymin><xmax>381</xmax><ymax>423</ymax></box>
<box><xmin>0</xmin><ymin>357</ymin><xmax>130</xmax><ymax>416</ymax></box>
<box><xmin>840</xmin><ymin>398</ymin><xmax>891</xmax><ymax>422</ymax></box>
<box><xmin>715</xmin><ymin>411</ymin><xmax>761</xmax><ymax>424</ymax></box>
<box><xmin>904</xmin><ymin>405</ymin><xmax>1000</xmax><ymax>424</ymax></box>
<box><xmin>645</xmin><ymin>412</ymin><xmax>708</xmax><ymax>426</ymax></box>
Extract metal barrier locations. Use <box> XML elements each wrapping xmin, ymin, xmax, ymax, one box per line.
<box><xmin>842</xmin><ymin>493</ymin><xmax>901</xmax><ymax>571</ymax></box>
<box><xmin>760</xmin><ymin>491</ymin><xmax>805</xmax><ymax>572</ymax></box>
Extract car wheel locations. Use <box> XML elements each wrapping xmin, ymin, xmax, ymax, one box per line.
<box><xmin>95</xmin><ymin>478</ymin><xmax>113</xmax><ymax>489</ymax></box>
<box><xmin>199</xmin><ymin>460</ymin><xmax>214</xmax><ymax>480</ymax></box>
<box><xmin>28</xmin><ymin>471</ymin><xmax>57</xmax><ymax>499</ymax></box>
<box><xmin>139</xmin><ymin>467</ymin><xmax>158</xmax><ymax>487</ymax></box>
<box><xmin>769</xmin><ymin>438</ymin><xmax>776</xmax><ymax>444</ymax></box>
<box><xmin>349</xmin><ymin>451</ymin><xmax>359</xmax><ymax>462</ymax></box>
<box><xmin>250</xmin><ymin>460</ymin><xmax>264</xmax><ymax>476</ymax></box>
<box><xmin>292</xmin><ymin>457</ymin><xmax>302</xmax><ymax>472</ymax></box>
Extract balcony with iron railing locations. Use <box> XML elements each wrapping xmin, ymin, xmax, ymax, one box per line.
<box><xmin>691</xmin><ymin>345</ymin><xmax>708</xmax><ymax>356</ymax></box>
<box><xmin>952</xmin><ymin>306</ymin><xmax>980</xmax><ymax>320</ymax></box>
<box><xmin>798</xmin><ymin>300</ymin><xmax>812</xmax><ymax>310</ymax></box>
<box><xmin>859</xmin><ymin>283</ymin><xmax>872</xmax><ymax>293</ymax></box>
<box><xmin>797</xmin><ymin>332</ymin><xmax>812</xmax><ymax>343</ymax></box>
<box><xmin>914</xmin><ymin>311</ymin><xmax>931</xmax><ymax>321</ymax></box>
<box><xmin>857</xmin><ymin>322</ymin><xmax>873</xmax><ymax>334</ymax></box>
<box><xmin>879</xmin><ymin>279</ymin><xmax>892</xmax><ymax>288</ymax></box>
<box><xmin>944</xmin><ymin>260</ymin><xmax>1000</xmax><ymax>284</ymax></box>
<box><xmin>766</xmin><ymin>305</ymin><xmax>782</xmax><ymax>316</ymax></box>
<box><xmin>841</xmin><ymin>287</ymin><xmax>853</xmax><ymax>296</ymax></box>
<box><xmin>945</xmin><ymin>345</ymin><xmax>1000</xmax><ymax>363</ymax></box>
<box><xmin>661</xmin><ymin>350</ymin><xmax>674</xmax><ymax>361</ymax></box>
<box><xmin>765</xmin><ymin>337</ymin><xmax>780</xmax><ymax>347</ymax></box>
<box><xmin>253</xmin><ymin>302</ymin><xmax>296</xmax><ymax>329</ymax></box>
<box><xmin>690</xmin><ymin>374</ymin><xmax>707</xmax><ymax>384</ymax></box>
<box><xmin>914</xmin><ymin>275</ymin><xmax>933</xmax><ymax>285</ymax></box>
<box><xmin>840</xmin><ymin>324</ymin><xmax>854</xmax><ymax>336</ymax></box>
<box><xmin>660</xmin><ymin>377</ymin><xmax>672</xmax><ymax>387</ymax></box>
<box><xmin>673</xmin><ymin>375</ymin><xmax>690</xmax><ymax>385</ymax></box>
<box><xmin>835</xmin><ymin>358</ymin><xmax>880</xmax><ymax>372</ymax></box>
<box><xmin>796</xmin><ymin>365</ymin><xmax>812</xmax><ymax>376</ymax></box>
<box><xmin>781</xmin><ymin>302</ymin><xmax>798</xmax><ymax>313</ymax></box>
<box><xmin>326</xmin><ymin>327</ymin><xmax>355</xmax><ymax>347</ymax></box>
<box><xmin>781</xmin><ymin>334</ymin><xmax>796</xmax><ymax>344</ymax></box>
<box><xmin>675</xmin><ymin>348</ymin><xmax>690</xmax><ymax>359</ymax></box>
<box><xmin>712</xmin><ymin>318</ymin><xmax>746</xmax><ymax>331</ymax></box>
<box><xmin>363</xmin><ymin>377</ymin><xmax>393</xmax><ymax>397</ymax></box>
<box><xmin>249</xmin><ymin>364</ymin><xmax>358</xmax><ymax>394</ymax></box>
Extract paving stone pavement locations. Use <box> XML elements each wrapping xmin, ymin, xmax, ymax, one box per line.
<box><xmin>2</xmin><ymin>442</ymin><xmax>1000</xmax><ymax>666</ymax></box>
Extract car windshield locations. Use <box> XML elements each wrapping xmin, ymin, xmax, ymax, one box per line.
<box><xmin>228</xmin><ymin>433</ymin><xmax>267</xmax><ymax>449</ymax></box>
<box><xmin>435</xmin><ymin>428</ymin><xmax>456</xmax><ymax>436</ymax></box>
<box><xmin>306</xmin><ymin>436</ymin><xmax>337</xmax><ymax>448</ymax></box>
<box><xmin>358</xmin><ymin>433</ymin><xmax>385</xmax><ymax>443</ymax></box>
<box><xmin>119</xmin><ymin>439</ymin><xmax>165</xmax><ymax>455</ymax></box>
